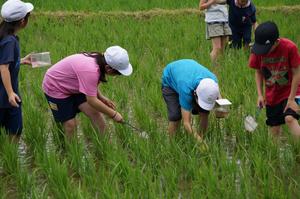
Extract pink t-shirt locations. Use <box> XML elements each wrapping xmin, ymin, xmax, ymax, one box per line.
<box><xmin>42</xmin><ymin>54</ymin><xmax>100</xmax><ymax>99</ymax></box>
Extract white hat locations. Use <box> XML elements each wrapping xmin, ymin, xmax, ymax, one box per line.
<box><xmin>196</xmin><ymin>78</ymin><xmax>220</xmax><ymax>111</ymax></box>
<box><xmin>104</xmin><ymin>46</ymin><xmax>133</xmax><ymax>76</ymax></box>
<box><xmin>1</xmin><ymin>0</ymin><xmax>34</xmax><ymax>22</ymax></box>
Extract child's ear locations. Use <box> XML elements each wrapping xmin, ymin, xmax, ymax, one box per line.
<box><xmin>20</xmin><ymin>18</ymin><xmax>27</xmax><ymax>27</ymax></box>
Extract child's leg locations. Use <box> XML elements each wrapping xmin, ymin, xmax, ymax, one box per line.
<box><xmin>210</xmin><ymin>37</ymin><xmax>222</xmax><ymax>65</ymax></box>
<box><xmin>4</xmin><ymin>107</ymin><xmax>23</xmax><ymax>142</ymax></box>
<box><xmin>168</xmin><ymin>121</ymin><xmax>181</xmax><ymax>136</ymax></box>
<box><xmin>63</xmin><ymin>118</ymin><xmax>77</xmax><ymax>139</ymax></box>
<box><xmin>199</xmin><ymin>112</ymin><xmax>209</xmax><ymax>135</ymax></box>
<box><xmin>162</xmin><ymin>86</ymin><xmax>182</xmax><ymax>136</ymax></box>
<box><xmin>269</xmin><ymin>126</ymin><xmax>282</xmax><ymax>137</ymax></box>
<box><xmin>221</xmin><ymin>36</ymin><xmax>228</xmax><ymax>51</ymax></box>
<box><xmin>285</xmin><ymin>115</ymin><xmax>300</xmax><ymax>138</ymax></box>
<box><xmin>79</xmin><ymin>102</ymin><xmax>106</xmax><ymax>133</ymax></box>
<box><xmin>230</xmin><ymin>27</ymin><xmax>242</xmax><ymax>49</ymax></box>
<box><xmin>242</xmin><ymin>26</ymin><xmax>252</xmax><ymax>50</ymax></box>
<box><xmin>266</xmin><ymin>102</ymin><xmax>285</xmax><ymax>138</ymax></box>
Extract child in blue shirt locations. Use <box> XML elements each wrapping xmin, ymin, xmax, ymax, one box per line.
<box><xmin>162</xmin><ymin>59</ymin><xmax>223</xmax><ymax>142</ymax></box>
<box><xmin>227</xmin><ymin>0</ymin><xmax>258</xmax><ymax>49</ymax></box>
<box><xmin>0</xmin><ymin>0</ymin><xmax>33</xmax><ymax>140</ymax></box>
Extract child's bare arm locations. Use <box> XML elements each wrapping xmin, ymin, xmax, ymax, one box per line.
<box><xmin>285</xmin><ymin>66</ymin><xmax>300</xmax><ymax>112</ymax></box>
<box><xmin>0</xmin><ymin>64</ymin><xmax>21</xmax><ymax>107</ymax></box>
<box><xmin>255</xmin><ymin>69</ymin><xmax>265</xmax><ymax>108</ymax></box>
<box><xmin>199</xmin><ymin>0</ymin><xmax>216</xmax><ymax>10</ymax></box>
<box><xmin>252</xmin><ymin>22</ymin><xmax>259</xmax><ymax>30</ymax></box>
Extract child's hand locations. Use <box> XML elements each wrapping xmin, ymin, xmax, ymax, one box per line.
<box><xmin>112</xmin><ymin>111</ymin><xmax>124</xmax><ymax>123</ymax></box>
<box><xmin>8</xmin><ymin>92</ymin><xmax>21</xmax><ymax>107</ymax></box>
<box><xmin>284</xmin><ymin>99</ymin><xmax>299</xmax><ymax>113</ymax></box>
<box><xmin>257</xmin><ymin>95</ymin><xmax>265</xmax><ymax>108</ymax></box>
<box><xmin>21</xmin><ymin>53</ymin><xmax>32</xmax><ymax>65</ymax></box>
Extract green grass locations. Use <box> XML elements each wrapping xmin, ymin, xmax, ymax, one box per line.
<box><xmin>1</xmin><ymin>5</ymin><xmax>300</xmax><ymax>199</ymax></box>
<box><xmin>24</xmin><ymin>0</ymin><xmax>300</xmax><ymax>11</ymax></box>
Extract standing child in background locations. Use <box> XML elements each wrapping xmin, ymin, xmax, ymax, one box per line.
<box><xmin>42</xmin><ymin>46</ymin><xmax>132</xmax><ymax>139</ymax></box>
<box><xmin>199</xmin><ymin>0</ymin><xmax>232</xmax><ymax>66</ymax></box>
<box><xmin>0</xmin><ymin>0</ymin><xmax>33</xmax><ymax>140</ymax></box>
<box><xmin>249</xmin><ymin>21</ymin><xmax>300</xmax><ymax>139</ymax></box>
<box><xmin>227</xmin><ymin>0</ymin><xmax>258</xmax><ymax>49</ymax></box>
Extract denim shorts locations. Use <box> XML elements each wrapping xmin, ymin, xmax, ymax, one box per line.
<box><xmin>45</xmin><ymin>93</ymin><xmax>86</xmax><ymax>123</ymax></box>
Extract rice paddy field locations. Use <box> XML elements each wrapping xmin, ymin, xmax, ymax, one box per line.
<box><xmin>1</xmin><ymin>0</ymin><xmax>300</xmax><ymax>198</ymax></box>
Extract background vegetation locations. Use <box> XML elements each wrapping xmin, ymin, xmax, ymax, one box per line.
<box><xmin>28</xmin><ymin>0</ymin><xmax>300</xmax><ymax>11</ymax></box>
<box><xmin>1</xmin><ymin>1</ymin><xmax>300</xmax><ymax>198</ymax></box>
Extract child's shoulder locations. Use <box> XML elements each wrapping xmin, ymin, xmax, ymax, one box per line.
<box><xmin>280</xmin><ymin>38</ymin><xmax>298</xmax><ymax>49</ymax></box>
<box><xmin>0</xmin><ymin>35</ymin><xmax>18</xmax><ymax>45</ymax></box>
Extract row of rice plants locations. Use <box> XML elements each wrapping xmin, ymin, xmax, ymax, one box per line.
<box><xmin>27</xmin><ymin>0</ymin><xmax>300</xmax><ymax>12</ymax></box>
<box><xmin>1</xmin><ymin>10</ymin><xmax>300</xmax><ymax>198</ymax></box>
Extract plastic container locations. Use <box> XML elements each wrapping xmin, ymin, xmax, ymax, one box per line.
<box><xmin>31</xmin><ymin>52</ymin><xmax>51</xmax><ymax>68</ymax></box>
<box><xmin>244</xmin><ymin>116</ymin><xmax>258</xmax><ymax>132</ymax></box>
<box><xmin>214</xmin><ymin>99</ymin><xmax>231</xmax><ymax>118</ymax></box>
<box><xmin>215</xmin><ymin>106</ymin><xmax>230</xmax><ymax>118</ymax></box>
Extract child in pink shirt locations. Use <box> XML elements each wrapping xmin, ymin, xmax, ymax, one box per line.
<box><xmin>42</xmin><ymin>46</ymin><xmax>133</xmax><ymax>138</ymax></box>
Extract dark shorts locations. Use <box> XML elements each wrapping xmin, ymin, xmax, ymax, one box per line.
<box><xmin>45</xmin><ymin>93</ymin><xmax>86</xmax><ymax>123</ymax></box>
<box><xmin>0</xmin><ymin>106</ymin><xmax>22</xmax><ymax>135</ymax></box>
<box><xmin>266</xmin><ymin>98</ymin><xmax>300</xmax><ymax>126</ymax></box>
<box><xmin>229</xmin><ymin>25</ymin><xmax>252</xmax><ymax>49</ymax></box>
<box><xmin>162</xmin><ymin>87</ymin><xmax>209</xmax><ymax>121</ymax></box>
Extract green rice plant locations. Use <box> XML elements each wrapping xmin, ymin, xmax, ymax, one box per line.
<box><xmin>2</xmin><ymin>5</ymin><xmax>299</xmax><ymax>198</ymax></box>
<box><xmin>37</xmin><ymin>151</ymin><xmax>85</xmax><ymax>198</ymax></box>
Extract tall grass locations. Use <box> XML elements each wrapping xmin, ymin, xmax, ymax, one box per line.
<box><xmin>27</xmin><ymin>0</ymin><xmax>300</xmax><ymax>11</ymax></box>
<box><xmin>0</xmin><ymin>6</ymin><xmax>300</xmax><ymax>199</ymax></box>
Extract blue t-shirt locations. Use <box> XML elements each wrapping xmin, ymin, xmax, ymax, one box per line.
<box><xmin>227</xmin><ymin>0</ymin><xmax>256</xmax><ymax>28</ymax></box>
<box><xmin>0</xmin><ymin>35</ymin><xmax>21</xmax><ymax>108</ymax></box>
<box><xmin>162</xmin><ymin>59</ymin><xmax>218</xmax><ymax>111</ymax></box>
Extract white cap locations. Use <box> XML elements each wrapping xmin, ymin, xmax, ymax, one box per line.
<box><xmin>196</xmin><ymin>78</ymin><xmax>220</xmax><ymax>111</ymax></box>
<box><xmin>104</xmin><ymin>46</ymin><xmax>133</xmax><ymax>76</ymax></box>
<box><xmin>1</xmin><ymin>0</ymin><xmax>34</xmax><ymax>22</ymax></box>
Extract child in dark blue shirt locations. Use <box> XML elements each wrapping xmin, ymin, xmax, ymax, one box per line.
<box><xmin>227</xmin><ymin>0</ymin><xmax>258</xmax><ymax>49</ymax></box>
<box><xmin>0</xmin><ymin>0</ymin><xmax>33</xmax><ymax>139</ymax></box>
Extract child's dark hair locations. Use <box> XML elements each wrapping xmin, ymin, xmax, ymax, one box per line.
<box><xmin>82</xmin><ymin>52</ymin><xmax>108</xmax><ymax>82</ymax></box>
<box><xmin>82</xmin><ymin>52</ymin><xmax>122</xmax><ymax>82</ymax></box>
<box><xmin>0</xmin><ymin>13</ymin><xmax>30</xmax><ymax>40</ymax></box>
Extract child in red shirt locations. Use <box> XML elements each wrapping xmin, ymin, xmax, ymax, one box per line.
<box><xmin>249</xmin><ymin>21</ymin><xmax>300</xmax><ymax>138</ymax></box>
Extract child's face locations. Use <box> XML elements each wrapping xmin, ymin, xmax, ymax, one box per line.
<box><xmin>238</xmin><ymin>0</ymin><xmax>249</xmax><ymax>6</ymax></box>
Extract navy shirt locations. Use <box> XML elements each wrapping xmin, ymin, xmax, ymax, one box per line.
<box><xmin>227</xmin><ymin>0</ymin><xmax>256</xmax><ymax>28</ymax></box>
<box><xmin>0</xmin><ymin>35</ymin><xmax>21</xmax><ymax>108</ymax></box>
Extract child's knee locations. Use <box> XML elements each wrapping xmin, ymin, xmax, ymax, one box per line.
<box><xmin>285</xmin><ymin>115</ymin><xmax>296</xmax><ymax>125</ymax></box>
<box><xmin>64</xmin><ymin>120</ymin><xmax>77</xmax><ymax>132</ymax></box>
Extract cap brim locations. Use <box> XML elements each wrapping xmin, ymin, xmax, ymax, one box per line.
<box><xmin>25</xmin><ymin>3</ymin><xmax>34</xmax><ymax>13</ymax></box>
<box><xmin>118</xmin><ymin>63</ymin><xmax>133</xmax><ymax>76</ymax></box>
<box><xmin>197</xmin><ymin>97</ymin><xmax>216</xmax><ymax>111</ymax></box>
<box><xmin>251</xmin><ymin>42</ymin><xmax>273</xmax><ymax>55</ymax></box>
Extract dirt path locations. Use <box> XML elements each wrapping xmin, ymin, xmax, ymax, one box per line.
<box><xmin>33</xmin><ymin>5</ymin><xmax>300</xmax><ymax>18</ymax></box>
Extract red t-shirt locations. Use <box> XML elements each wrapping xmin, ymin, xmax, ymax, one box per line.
<box><xmin>249</xmin><ymin>38</ymin><xmax>300</xmax><ymax>106</ymax></box>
